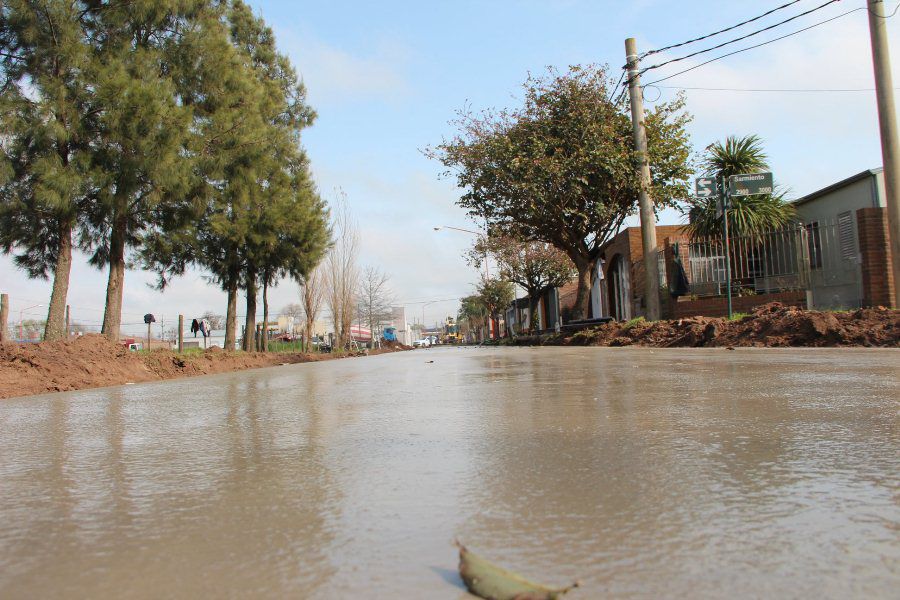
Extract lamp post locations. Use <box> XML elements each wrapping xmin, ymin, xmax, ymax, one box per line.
<box><xmin>434</xmin><ymin>225</ymin><xmax>490</xmax><ymax>280</ymax></box>
<box><xmin>19</xmin><ymin>304</ymin><xmax>43</xmax><ymax>340</ymax></box>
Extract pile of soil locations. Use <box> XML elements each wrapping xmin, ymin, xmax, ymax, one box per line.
<box><xmin>516</xmin><ymin>303</ymin><xmax>899</xmax><ymax>348</ymax></box>
<box><xmin>381</xmin><ymin>340</ymin><xmax>413</xmax><ymax>351</ymax></box>
<box><xmin>0</xmin><ymin>334</ymin><xmax>406</xmax><ymax>400</ymax></box>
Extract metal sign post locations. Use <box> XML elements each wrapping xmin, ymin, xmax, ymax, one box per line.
<box><xmin>721</xmin><ymin>176</ymin><xmax>733</xmax><ymax>320</ymax></box>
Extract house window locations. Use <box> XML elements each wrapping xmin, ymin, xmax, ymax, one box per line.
<box><xmin>806</xmin><ymin>221</ymin><xmax>822</xmax><ymax>270</ymax></box>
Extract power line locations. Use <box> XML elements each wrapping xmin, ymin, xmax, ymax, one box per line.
<box><xmin>656</xmin><ymin>85</ymin><xmax>898</xmax><ymax>93</ymax></box>
<box><xmin>608</xmin><ymin>68</ymin><xmax>627</xmax><ymax>104</ymax></box>
<box><xmin>636</xmin><ymin>0</ymin><xmax>842</xmax><ymax>78</ymax></box>
<box><xmin>642</xmin><ymin>6</ymin><xmax>871</xmax><ymax>88</ymax></box>
<box><xmin>639</xmin><ymin>0</ymin><xmax>803</xmax><ymax>59</ymax></box>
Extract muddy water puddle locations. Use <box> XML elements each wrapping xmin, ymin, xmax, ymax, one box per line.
<box><xmin>1</xmin><ymin>347</ymin><xmax>898</xmax><ymax>598</ymax></box>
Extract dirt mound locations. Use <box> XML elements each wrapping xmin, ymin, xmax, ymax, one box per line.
<box><xmin>381</xmin><ymin>340</ymin><xmax>413</xmax><ymax>351</ymax></box>
<box><xmin>522</xmin><ymin>303</ymin><xmax>899</xmax><ymax>348</ymax></box>
<box><xmin>0</xmin><ymin>335</ymin><xmax>156</xmax><ymax>398</ymax></box>
<box><xmin>1</xmin><ymin>335</ymin><xmax>409</xmax><ymax>400</ymax></box>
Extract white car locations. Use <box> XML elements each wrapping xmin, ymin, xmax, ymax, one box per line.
<box><xmin>412</xmin><ymin>337</ymin><xmax>431</xmax><ymax>348</ymax></box>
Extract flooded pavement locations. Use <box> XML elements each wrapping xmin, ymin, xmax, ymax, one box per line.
<box><xmin>0</xmin><ymin>347</ymin><xmax>898</xmax><ymax>599</ymax></box>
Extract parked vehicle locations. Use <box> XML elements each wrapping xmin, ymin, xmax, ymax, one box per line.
<box><xmin>412</xmin><ymin>337</ymin><xmax>431</xmax><ymax>348</ymax></box>
<box><xmin>311</xmin><ymin>336</ymin><xmax>332</xmax><ymax>353</ymax></box>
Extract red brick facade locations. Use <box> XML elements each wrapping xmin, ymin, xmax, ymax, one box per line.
<box><xmin>856</xmin><ymin>207</ymin><xmax>896</xmax><ymax>308</ymax></box>
<box><xmin>670</xmin><ymin>291</ymin><xmax>807</xmax><ymax>319</ymax></box>
<box><xmin>601</xmin><ymin>225</ymin><xmax>690</xmax><ymax>318</ymax></box>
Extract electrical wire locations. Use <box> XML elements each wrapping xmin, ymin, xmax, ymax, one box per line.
<box><xmin>640</xmin><ymin>0</ymin><xmax>803</xmax><ymax>59</ymax></box>
<box><xmin>635</xmin><ymin>0</ymin><xmax>842</xmax><ymax>78</ymax></box>
<box><xmin>642</xmin><ymin>6</ymin><xmax>870</xmax><ymax>88</ymax></box>
<box><xmin>608</xmin><ymin>68</ymin><xmax>627</xmax><ymax>104</ymax></box>
<box><xmin>656</xmin><ymin>85</ymin><xmax>897</xmax><ymax>93</ymax></box>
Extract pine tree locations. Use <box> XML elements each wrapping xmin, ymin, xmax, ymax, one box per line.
<box><xmin>0</xmin><ymin>0</ymin><xmax>94</xmax><ymax>340</ymax></box>
<box><xmin>140</xmin><ymin>1</ymin><xmax>328</xmax><ymax>352</ymax></box>
<box><xmin>83</xmin><ymin>1</ymin><xmax>202</xmax><ymax>341</ymax></box>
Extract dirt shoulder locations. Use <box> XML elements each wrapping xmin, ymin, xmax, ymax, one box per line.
<box><xmin>507</xmin><ymin>302</ymin><xmax>900</xmax><ymax>348</ymax></box>
<box><xmin>0</xmin><ymin>336</ymin><xmax>408</xmax><ymax>400</ymax></box>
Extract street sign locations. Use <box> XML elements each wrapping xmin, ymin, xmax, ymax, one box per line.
<box><xmin>695</xmin><ymin>177</ymin><xmax>717</xmax><ymax>199</ymax></box>
<box><xmin>728</xmin><ymin>172</ymin><xmax>774</xmax><ymax>197</ymax></box>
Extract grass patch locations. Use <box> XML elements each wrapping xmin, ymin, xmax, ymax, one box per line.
<box><xmin>622</xmin><ymin>317</ymin><xmax>646</xmax><ymax>331</ymax></box>
<box><xmin>727</xmin><ymin>312</ymin><xmax>749</xmax><ymax>321</ymax></box>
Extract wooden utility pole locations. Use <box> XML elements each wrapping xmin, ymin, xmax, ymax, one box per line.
<box><xmin>178</xmin><ymin>314</ymin><xmax>184</xmax><ymax>353</ymax></box>
<box><xmin>0</xmin><ymin>294</ymin><xmax>8</xmax><ymax>342</ymax></box>
<box><xmin>868</xmin><ymin>0</ymin><xmax>900</xmax><ymax>307</ymax></box>
<box><xmin>625</xmin><ymin>37</ymin><xmax>662</xmax><ymax>320</ymax></box>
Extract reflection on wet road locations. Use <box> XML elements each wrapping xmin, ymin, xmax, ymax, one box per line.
<box><xmin>1</xmin><ymin>347</ymin><xmax>898</xmax><ymax>598</ymax></box>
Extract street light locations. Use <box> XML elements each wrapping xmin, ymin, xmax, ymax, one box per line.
<box><xmin>19</xmin><ymin>304</ymin><xmax>43</xmax><ymax>340</ymax></box>
<box><xmin>434</xmin><ymin>225</ymin><xmax>490</xmax><ymax>279</ymax></box>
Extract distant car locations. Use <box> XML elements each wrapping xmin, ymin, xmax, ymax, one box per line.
<box><xmin>311</xmin><ymin>336</ymin><xmax>332</xmax><ymax>353</ymax></box>
<box><xmin>412</xmin><ymin>338</ymin><xmax>431</xmax><ymax>348</ymax></box>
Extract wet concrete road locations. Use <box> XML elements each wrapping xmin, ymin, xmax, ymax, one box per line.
<box><xmin>1</xmin><ymin>347</ymin><xmax>898</xmax><ymax>599</ymax></box>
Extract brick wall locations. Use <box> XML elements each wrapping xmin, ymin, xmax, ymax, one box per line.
<box><xmin>856</xmin><ymin>207</ymin><xmax>896</xmax><ymax>308</ymax></box>
<box><xmin>601</xmin><ymin>225</ymin><xmax>689</xmax><ymax>317</ymax></box>
<box><xmin>672</xmin><ymin>290</ymin><xmax>807</xmax><ymax>319</ymax></box>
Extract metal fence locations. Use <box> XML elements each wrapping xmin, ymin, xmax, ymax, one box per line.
<box><xmin>664</xmin><ymin>218</ymin><xmax>863</xmax><ymax>309</ymax></box>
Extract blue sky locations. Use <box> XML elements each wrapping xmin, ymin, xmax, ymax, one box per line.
<box><xmin>3</xmin><ymin>0</ymin><xmax>898</xmax><ymax>332</ymax></box>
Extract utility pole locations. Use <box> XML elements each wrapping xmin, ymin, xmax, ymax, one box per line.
<box><xmin>178</xmin><ymin>314</ymin><xmax>184</xmax><ymax>353</ymax></box>
<box><xmin>0</xmin><ymin>294</ymin><xmax>8</xmax><ymax>342</ymax></box>
<box><xmin>625</xmin><ymin>38</ymin><xmax>662</xmax><ymax>320</ymax></box>
<box><xmin>868</xmin><ymin>0</ymin><xmax>900</xmax><ymax>307</ymax></box>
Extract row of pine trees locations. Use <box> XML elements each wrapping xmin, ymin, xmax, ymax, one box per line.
<box><xmin>0</xmin><ymin>0</ymin><xmax>330</xmax><ymax>349</ymax></box>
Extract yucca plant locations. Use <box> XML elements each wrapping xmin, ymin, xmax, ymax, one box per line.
<box><xmin>685</xmin><ymin>135</ymin><xmax>796</xmax><ymax>239</ymax></box>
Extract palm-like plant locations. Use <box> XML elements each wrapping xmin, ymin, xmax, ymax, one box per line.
<box><xmin>685</xmin><ymin>135</ymin><xmax>796</xmax><ymax>239</ymax></box>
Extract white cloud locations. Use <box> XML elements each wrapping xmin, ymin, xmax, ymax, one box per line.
<box><xmin>274</xmin><ymin>28</ymin><xmax>413</xmax><ymax>106</ymax></box>
<box><xmin>640</xmin><ymin>10</ymin><xmax>900</xmax><ymax>197</ymax></box>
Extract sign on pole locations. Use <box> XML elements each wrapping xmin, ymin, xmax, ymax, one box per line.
<box><xmin>695</xmin><ymin>177</ymin><xmax>717</xmax><ymax>199</ymax></box>
<box><xmin>728</xmin><ymin>172</ymin><xmax>774</xmax><ymax>197</ymax></box>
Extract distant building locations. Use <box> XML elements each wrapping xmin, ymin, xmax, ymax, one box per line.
<box><xmin>389</xmin><ymin>306</ymin><xmax>412</xmax><ymax>346</ymax></box>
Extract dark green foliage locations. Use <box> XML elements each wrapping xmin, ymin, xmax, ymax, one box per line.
<box><xmin>685</xmin><ymin>135</ymin><xmax>796</xmax><ymax>239</ymax></box>
<box><xmin>2</xmin><ymin>0</ymin><xmax>329</xmax><ymax>344</ymax></box>
<box><xmin>429</xmin><ymin>65</ymin><xmax>693</xmax><ymax>319</ymax></box>
<box><xmin>0</xmin><ymin>0</ymin><xmax>96</xmax><ymax>339</ymax></box>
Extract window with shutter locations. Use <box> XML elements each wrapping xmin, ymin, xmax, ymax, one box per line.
<box><xmin>838</xmin><ymin>211</ymin><xmax>856</xmax><ymax>260</ymax></box>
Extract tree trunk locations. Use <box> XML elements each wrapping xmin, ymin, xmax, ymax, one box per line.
<box><xmin>224</xmin><ymin>277</ymin><xmax>238</xmax><ymax>351</ymax></box>
<box><xmin>262</xmin><ymin>279</ymin><xmax>269</xmax><ymax>352</ymax></box>
<box><xmin>243</xmin><ymin>273</ymin><xmax>257</xmax><ymax>352</ymax></box>
<box><xmin>101</xmin><ymin>210</ymin><xmax>128</xmax><ymax>341</ymax></box>
<box><xmin>527</xmin><ymin>291</ymin><xmax>540</xmax><ymax>334</ymax></box>
<box><xmin>570</xmin><ymin>258</ymin><xmax>594</xmax><ymax>321</ymax></box>
<box><xmin>304</xmin><ymin>319</ymin><xmax>312</xmax><ymax>353</ymax></box>
<box><xmin>44</xmin><ymin>220</ymin><xmax>74</xmax><ymax>341</ymax></box>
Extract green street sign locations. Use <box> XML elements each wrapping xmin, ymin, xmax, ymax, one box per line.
<box><xmin>695</xmin><ymin>176</ymin><xmax>717</xmax><ymax>199</ymax></box>
<box><xmin>728</xmin><ymin>172</ymin><xmax>774</xmax><ymax>197</ymax></box>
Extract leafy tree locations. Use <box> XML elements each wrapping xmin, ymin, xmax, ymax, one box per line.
<box><xmin>428</xmin><ymin>65</ymin><xmax>693</xmax><ymax>320</ymax></box>
<box><xmin>476</xmin><ymin>277</ymin><xmax>514</xmax><ymax>338</ymax></box>
<box><xmin>0</xmin><ymin>0</ymin><xmax>94</xmax><ymax>340</ymax></box>
<box><xmin>684</xmin><ymin>135</ymin><xmax>795</xmax><ymax>239</ymax></box>
<box><xmin>254</xmin><ymin>173</ymin><xmax>330</xmax><ymax>351</ymax></box>
<box><xmin>81</xmin><ymin>1</ymin><xmax>203</xmax><ymax>341</ymax></box>
<box><xmin>458</xmin><ymin>294</ymin><xmax>488</xmax><ymax>342</ymax></box>
<box><xmin>140</xmin><ymin>1</ymin><xmax>326</xmax><ymax>352</ymax></box>
<box><xmin>469</xmin><ymin>236</ymin><xmax>574</xmax><ymax>332</ymax></box>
